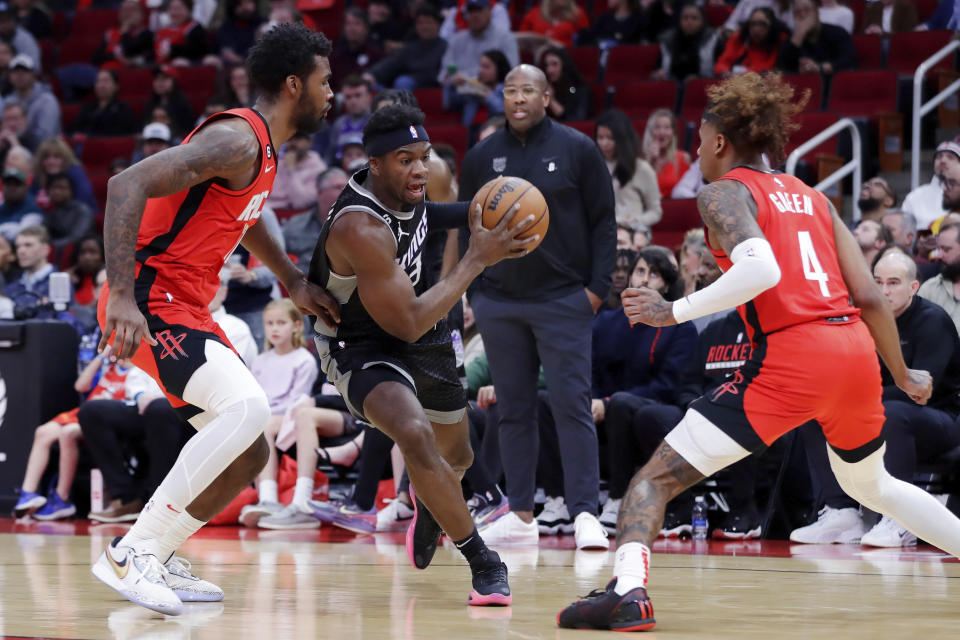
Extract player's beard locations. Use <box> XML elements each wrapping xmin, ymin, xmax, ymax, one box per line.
<box><xmin>293</xmin><ymin>90</ymin><xmax>326</xmax><ymax>134</ymax></box>
<box><xmin>942</xmin><ymin>260</ymin><xmax>960</xmax><ymax>282</ymax></box>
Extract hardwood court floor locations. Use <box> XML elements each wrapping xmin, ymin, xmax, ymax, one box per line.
<box><xmin>1</xmin><ymin>518</ymin><xmax>958</xmax><ymax>639</ymax></box>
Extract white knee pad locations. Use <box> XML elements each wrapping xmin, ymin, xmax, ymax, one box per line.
<box><xmin>664</xmin><ymin>408</ymin><xmax>751</xmax><ymax>477</ymax></box>
<box><xmin>182</xmin><ymin>340</ymin><xmax>268</xmax><ymax>418</ymax></box>
<box><xmin>826</xmin><ymin>445</ymin><xmax>891</xmax><ymax>511</ymax></box>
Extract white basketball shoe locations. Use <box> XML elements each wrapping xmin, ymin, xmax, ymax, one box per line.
<box><xmin>92</xmin><ymin>536</ymin><xmax>183</xmax><ymax>616</ymax></box>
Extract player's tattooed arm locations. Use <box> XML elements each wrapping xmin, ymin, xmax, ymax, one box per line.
<box><xmin>696</xmin><ymin>179</ymin><xmax>764</xmax><ymax>257</ymax></box>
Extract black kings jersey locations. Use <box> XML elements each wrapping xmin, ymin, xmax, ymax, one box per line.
<box><xmin>308</xmin><ymin>167</ymin><xmax>446</xmax><ymax>347</ymax></box>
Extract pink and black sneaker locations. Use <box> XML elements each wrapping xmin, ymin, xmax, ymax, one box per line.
<box><xmin>406</xmin><ymin>485</ymin><xmax>443</xmax><ymax>570</ymax></box>
<box><xmin>467</xmin><ymin>549</ymin><xmax>512</xmax><ymax>606</ymax></box>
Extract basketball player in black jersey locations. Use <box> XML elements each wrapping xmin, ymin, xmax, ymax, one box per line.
<box><xmin>307</xmin><ymin>105</ymin><xmax>537</xmax><ymax>605</ymax></box>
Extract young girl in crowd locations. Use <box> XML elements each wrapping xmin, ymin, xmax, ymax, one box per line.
<box><xmin>240</xmin><ymin>299</ymin><xmax>319</xmax><ymax>527</ymax></box>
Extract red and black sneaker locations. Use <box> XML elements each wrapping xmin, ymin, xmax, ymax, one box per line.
<box><xmin>405</xmin><ymin>485</ymin><xmax>443</xmax><ymax>570</ymax></box>
<box><xmin>557</xmin><ymin>579</ymin><xmax>656</xmax><ymax>632</ymax></box>
<box><xmin>467</xmin><ymin>549</ymin><xmax>512</xmax><ymax>606</ymax></box>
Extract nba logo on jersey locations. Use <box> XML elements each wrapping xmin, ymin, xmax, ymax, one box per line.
<box><xmin>410</xmin><ymin>126</ymin><xmax>418</xmax><ymax>139</ymax></box>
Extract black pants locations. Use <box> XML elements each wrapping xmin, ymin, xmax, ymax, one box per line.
<box><xmin>78</xmin><ymin>398</ymin><xmax>191</xmax><ymax>503</ymax></box>
<box><xmin>466</xmin><ymin>406</ymin><xmax>503</xmax><ymax>498</ymax></box>
<box><xmin>803</xmin><ymin>401</ymin><xmax>960</xmax><ymax>510</ymax></box>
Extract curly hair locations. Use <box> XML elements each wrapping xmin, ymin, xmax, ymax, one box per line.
<box><xmin>363</xmin><ymin>104</ymin><xmax>426</xmax><ymax>149</ymax></box>
<box><xmin>639</xmin><ymin>246</ymin><xmax>683</xmax><ymax>301</ymax></box>
<box><xmin>372</xmin><ymin>88</ymin><xmax>419</xmax><ymax>111</ymax></box>
<box><xmin>703</xmin><ymin>72</ymin><xmax>807</xmax><ymax>166</ymax></box>
<box><xmin>246</xmin><ymin>23</ymin><xmax>332</xmax><ymax>99</ymax></box>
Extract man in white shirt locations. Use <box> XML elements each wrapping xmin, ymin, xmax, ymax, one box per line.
<box><xmin>209</xmin><ymin>268</ymin><xmax>258</xmax><ymax>365</ymax></box>
<box><xmin>902</xmin><ymin>140</ymin><xmax>960</xmax><ymax>231</ymax></box>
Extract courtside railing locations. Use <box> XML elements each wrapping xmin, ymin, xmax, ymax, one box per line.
<box><xmin>785</xmin><ymin>118</ymin><xmax>862</xmax><ymax>221</ymax></box>
<box><xmin>912</xmin><ymin>39</ymin><xmax>960</xmax><ymax>190</ymax></box>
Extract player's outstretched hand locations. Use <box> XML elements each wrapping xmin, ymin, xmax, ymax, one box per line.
<box><xmin>898</xmin><ymin>368</ymin><xmax>933</xmax><ymax>406</ymax></box>
<box><xmin>99</xmin><ymin>292</ymin><xmax>157</xmax><ymax>361</ymax></box>
<box><xmin>467</xmin><ymin>202</ymin><xmax>539</xmax><ymax>267</ymax></box>
<box><xmin>288</xmin><ymin>277</ymin><xmax>341</xmax><ymax>330</ymax></box>
<box><xmin>621</xmin><ymin>287</ymin><xmax>678</xmax><ymax>327</ymax></box>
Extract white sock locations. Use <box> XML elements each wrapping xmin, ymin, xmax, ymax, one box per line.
<box><xmin>614</xmin><ymin>541</ymin><xmax>650</xmax><ymax>594</ymax></box>
<box><xmin>259</xmin><ymin>479</ymin><xmax>279</xmax><ymax>504</ymax></box>
<box><xmin>293</xmin><ymin>477</ymin><xmax>314</xmax><ymax>510</ymax></box>
<box><xmin>155</xmin><ymin>511</ymin><xmax>207</xmax><ymax>562</ymax></box>
<box><xmin>121</xmin><ymin>490</ymin><xmax>184</xmax><ymax>558</ymax></box>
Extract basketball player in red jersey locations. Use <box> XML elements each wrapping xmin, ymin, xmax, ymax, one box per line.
<box><xmin>558</xmin><ymin>73</ymin><xmax>960</xmax><ymax>631</ymax></box>
<box><xmin>91</xmin><ymin>24</ymin><xmax>340</xmax><ymax>616</ymax></box>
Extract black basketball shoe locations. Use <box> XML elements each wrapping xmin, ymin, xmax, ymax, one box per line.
<box><xmin>467</xmin><ymin>549</ymin><xmax>512</xmax><ymax>606</ymax></box>
<box><xmin>557</xmin><ymin>579</ymin><xmax>656</xmax><ymax>631</ymax></box>
<box><xmin>406</xmin><ymin>485</ymin><xmax>443</xmax><ymax>570</ymax></box>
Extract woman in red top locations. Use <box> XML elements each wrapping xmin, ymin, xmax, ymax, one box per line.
<box><xmin>154</xmin><ymin>0</ymin><xmax>208</xmax><ymax>65</ymax></box>
<box><xmin>519</xmin><ymin>0</ymin><xmax>589</xmax><ymax>47</ymax></box>
<box><xmin>714</xmin><ymin>7</ymin><xmax>787</xmax><ymax>77</ymax></box>
<box><xmin>643</xmin><ymin>108</ymin><xmax>690</xmax><ymax>198</ymax></box>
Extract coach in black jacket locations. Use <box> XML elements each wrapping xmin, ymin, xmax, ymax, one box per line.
<box><xmin>458</xmin><ymin>64</ymin><xmax>616</xmax><ymax>547</ymax></box>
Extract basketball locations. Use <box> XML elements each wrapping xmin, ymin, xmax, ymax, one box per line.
<box><xmin>471</xmin><ymin>176</ymin><xmax>549</xmax><ymax>251</ymax></box>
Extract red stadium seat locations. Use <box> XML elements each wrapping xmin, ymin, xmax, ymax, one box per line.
<box><xmin>916</xmin><ymin>0</ymin><xmax>939</xmax><ymax>23</ymax></box>
<box><xmin>55</xmin><ymin>38</ymin><xmax>101</xmax><ymax>66</ymax></box>
<box><xmin>591</xmin><ymin>83</ymin><xmax>610</xmax><ymax>116</ymax></box>
<box><xmin>680</xmin><ymin>77</ymin><xmax>722</xmax><ymax>122</ymax></box>
<box><xmin>116</xmin><ymin>67</ymin><xmax>154</xmax><ymax>102</ymax></box>
<box><xmin>704</xmin><ymin>4</ymin><xmax>732</xmax><ymax>28</ymax></box>
<box><xmin>564</xmin><ymin>120</ymin><xmax>595</xmax><ymax>138</ymax></box>
<box><xmin>39</xmin><ymin>39</ymin><xmax>56</xmax><ymax>73</ymax></box>
<box><xmin>852</xmin><ymin>34</ymin><xmax>883</xmax><ymax>70</ymax></box>
<box><xmin>827</xmin><ymin>70</ymin><xmax>897</xmax><ymax>119</ymax></box>
<box><xmin>887</xmin><ymin>30</ymin><xmax>955</xmax><ymax>76</ymax></box>
<box><xmin>82</xmin><ymin>137</ymin><xmax>137</xmax><ymax>174</ymax></box>
<box><xmin>175</xmin><ymin>65</ymin><xmax>218</xmax><ymax>93</ymax></box>
<box><xmin>60</xmin><ymin>102</ymin><xmax>83</xmax><ymax>131</ymax></box>
<box><xmin>782</xmin><ymin>74</ymin><xmax>822</xmax><ymax>113</ymax></box>
<box><xmin>413</xmin><ymin>88</ymin><xmax>461</xmax><ymax>125</ymax></box>
<box><xmin>569</xmin><ymin>46</ymin><xmax>600</xmax><ymax>84</ymax></box>
<box><xmin>274</xmin><ymin>208</ymin><xmax>310</xmax><ymax>224</ymax></box>
<box><xmin>652</xmin><ymin>198</ymin><xmax>701</xmax><ymax>249</ymax></box>
<box><xmin>426</xmin><ymin>124</ymin><xmax>468</xmax><ymax>163</ymax></box>
<box><xmin>613</xmin><ymin>80</ymin><xmax>677</xmax><ymax>119</ymax></box>
<box><xmin>847</xmin><ymin>0</ymin><xmax>865</xmax><ymax>32</ymax></box>
<box><xmin>784</xmin><ymin>112</ymin><xmax>840</xmax><ymax>169</ymax></box>
<box><xmin>604</xmin><ymin>44</ymin><xmax>659</xmax><ymax>85</ymax></box>
<box><xmin>70</xmin><ymin>9</ymin><xmax>118</xmax><ymax>37</ymax></box>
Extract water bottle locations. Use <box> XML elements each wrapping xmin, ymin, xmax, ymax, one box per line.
<box><xmin>691</xmin><ymin>496</ymin><xmax>709</xmax><ymax>540</ymax></box>
<box><xmin>77</xmin><ymin>333</ymin><xmax>97</xmax><ymax>374</ymax></box>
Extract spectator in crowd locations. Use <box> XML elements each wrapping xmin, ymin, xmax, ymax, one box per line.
<box><xmin>857</xmin><ymin>175</ymin><xmax>897</xmax><ymax>223</ymax></box>
<box><xmin>0</xmin><ymin>2</ymin><xmax>39</xmax><ymax>71</ymax></box>
<box><xmin>240</xmin><ymin>299</ymin><xmax>319</xmax><ymax>527</ymax></box>
<box><xmin>919</xmin><ymin>223</ymin><xmax>960</xmax><ymax>333</ymax></box>
<box><xmin>792</xmin><ymin>252</ymin><xmax>960</xmax><ymax>547</ymax></box>
<box><xmin>137</xmin><ymin>122</ymin><xmax>173</xmax><ymax>161</ymax></box>
<box><xmin>678</xmin><ymin>228</ymin><xmax>705</xmax><ymax>297</ymax></box>
<box><xmin>3</xmin><ymin>141</ymin><xmax>28</xmax><ymax>176</ymax></box>
<box><xmin>440</xmin><ymin>0</ymin><xmax>518</xmax><ymax>115</ymax></box>
<box><xmin>154</xmin><ymin>0</ymin><xmax>208</xmax><ymax>65</ymax></box>
<box><xmin>142</xmin><ymin>65</ymin><xmax>195</xmax><ymax>137</ymax></box>
<box><xmin>854</xmin><ymin>219</ymin><xmax>894</xmax><ymax>267</ymax></box>
<box><xmin>30</xmin><ymin>137</ymin><xmax>96</xmax><ymax>212</ymax></box>
<box><xmin>616</xmin><ymin>221</ymin><xmax>650</xmax><ymax>252</ymax></box>
<box><xmin>450</xmin><ymin>49</ymin><xmax>510</xmax><ymax>127</ymax></box>
<box><xmin>643</xmin><ymin>108</ymin><xmax>690</xmax><ymax>199</ymax></box>
<box><xmin>11</xmin><ymin>0</ymin><xmax>49</xmax><ymax>40</ymax></box>
<box><xmin>577</xmin><ymin>0</ymin><xmax>646</xmax><ymax>47</ymax></box>
<box><xmin>0</xmin><ymin>40</ymin><xmax>13</xmax><ymax>95</ymax></box>
<box><xmin>0</xmin><ymin>167</ymin><xmax>40</xmax><ymax>240</ymax></box>
<box><xmin>518</xmin><ymin>0</ymin><xmax>589</xmax><ymax>48</ymax></box>
<box><xmin>214</xmin><ymin>0</ymin><xmax>264</xmax><ymax>67</ymax></box>
<box><xmin>71</xmin><ymin>69</ymin><xmax>138</xmax><ymax>137</ymax></box>
<box><xmin>283</xmin><ymin>167</ymin><xmax>349</xmax><ymax>272</ymax></box>
<box><xmin>338</xmin><ymin>138</ymin><xmax>367</xmax><ymax>172</ymax></box>
<box><xmin>863</xmin><ymin>0</ymin><xmax>917</xmax><ymax>35</ymax></box>
<box><xmin>595</xmin><ymin>109</ymin><xmax>661</xmax><ymax>228</ymax></box>
<box><xmin>883</xmin><ymin>210</ymin><xmax>917</xmax><ymax>252</ymax></box>
<box><xmin>219</xmin><ymin>65</ymin><xmax>255</xmax><ymax>109</ymax></box>
<box><xmin>13</xmin><ymin>342</ymin><xmax>132</xmax><ymax>521</ymax></box>
<box><xmin>3</xmin><ymin>54</ymin><xmax>59</xmax><ymax>150</ymax></box>
<box><xmin>722</xmin><ymin>0</ymin><xmax>794</xmax><ymax>35</ymax></box>
<box><xmin>671</xmin><ymin>157</ymin><xmax>705</xmax><ymax>199</ymax></box>
<box><xmin>366</xmin><ymin>0</ymin><xmax>405</xmax><ymax>50</ymax></box>
<box><xmin>778</xmin><ymin>0</ymin><xmax>857</xmax><ymax>74</ymax></box>
<box><xmin>326</xmin><ymin>74</ymin><xmax>372</xmax><ymax>165</ymax></box>
<box><xmin>65</xmin><ymin>235</ymin><xmax>103</xmax><ymax>314</ymax></box>
<box><xmin>196</xmin><ymin>267</ymin><xmax>257</xmax><ymax>367</ymax></box>
<box><xmin>477</xmin><ymin>113</ymin><xmax>506</xmax><ymax>141</ymax></box>
<box><xmin>715</xmin><ymin>7</ymin><xmax>787</xmax><ymax>77</ymax></box>
<box><xmin>0</xmin><ymin>232</ymin><xmax>18</xmax><ymax>287</ymax></box>
<box><xmin>0</xmin><ymin>102</ymin><xmax>27</xmax><ymax>164</ymax></box>
<box><xmin>818</xmin><ymin>0</ymin><xmax>854</xmax><ymax>33</ymax></box>
<box><xmin>460</xmin><ymin>64</ymin><xmax>616</xmax><ymax>550</ymax></box>
<box><xmin>42</xmin><ymin>175</ymin><xmax>93</xmax><ymax>260</ymax></box>
<box><xmin>439</xmin><ymin>0</ymin><xmax>512</xmax><ymax>41</ymax></box>
<box><xmin>916</xmin><ymin>0</ymin><xmax>956</xmax><ymax>30</ymax></box>
<box><xmin>329</xmin><ymin>8</ymin><xmax>383</xmax><ymax>91</ymax></box>
<box><xmin>92</xmin><ymin>0</ymin><xmax>155</xmax><ymax>69</ymax></box>
<box><xmin>366</xmin><ymin>4</ymin><xmax>446</xmax><ymax>91</ymax></box>
<box><xmin>540</xmin><ymin>46</ymin><xmax>589</xmax><ymax>123</ymax></box>
<box><xmin>654</xmin><ymin>4</ymin><xmax>719</xmax><ymax>82</ymax></box>
<box><xmin>267</xmin><ymin>131</ymin><xmax>327</xmax><ymax>210</ymax></box>
<box><xmin>903</xmin><ymin>140</ymin><xmax>960</xmax><ymax>232</ymax></box>
<box><xmin>81</xmin><ymin>368</ymin><xmax>190</xmax><ymax>523</ymax></box>
<box><xmin>4</xmin><ymin>225</ymin><xmax>54</xmax><ymax>309</ymax></box>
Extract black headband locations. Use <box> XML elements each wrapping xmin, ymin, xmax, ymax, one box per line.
<box><xmin>364</xmin><ymin>124</ymin><xmax>430</xmax><ymax>157</ymax></box>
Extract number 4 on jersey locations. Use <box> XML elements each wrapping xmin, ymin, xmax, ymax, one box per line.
<box><xmin>798</xmin><ymin>231</ymin><xmax>829</xmax><ymax>297</ymax></box>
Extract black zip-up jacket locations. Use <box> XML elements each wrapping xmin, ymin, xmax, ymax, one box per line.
<box><xmin>459</xmin><ymin>116</ymin><xmax>616</xmax><ymax>302</ymax></box>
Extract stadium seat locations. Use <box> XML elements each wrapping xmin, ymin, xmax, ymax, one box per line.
<box><xmin>916</xmin><ymin>0</ymin><xmax>939</xmax><ymax>23</ymax></box>
<box><xmin>604</xmin><ymin>44</ymin><xmax>660</xmax><ymax>85</ymax></box>
<box><xmin>680</xmin><ymin>77</ymin><xmax>722</xmax><ymax>122</ymax></box>
<box><xmin>591</xmin><ymin>83</ymin><xmax>611</xmax><ymax>116</ymax></box>
<box><xmin>784</xmin><ymin>112</ymin><xmax>840</xmax><ymax>169</ymax></box>
<box><xmin>175</xmin><ymin>65</ymin><xmax>218</xmax><ymax>93</ymax></box>
<box><xmin>413</xmin><ymin>88</ymin><xmax>461</xmax><ymax>125</ymax></box>
<box><xmin>781</xmin><ymin>74</ymin><xmax>823</xmax><ymax>113</ymax></box>
<box><xmin>569</xmin><ymin>46</ymin><xmax>600</xmax><ymax>85</ymax></box>
<box><xmin>847</xmin><ymin>0</ymin><xmax>865</xmax><ymax>32</ymax></box>
<box><xmin>274</xmin><ymin>207</ymin><xmax>310</xmax><ymax>225</ymax></box>
<box><xmin>52</xmin><ymin>11</ymin><xmax>69</xmax><ymax>40</ymax></box>
<box><xmin>81</xmin><ymin>137</ymin><xmax>137</xmax><ymax>174</ymax></box>
<box><xmin>704</xmin><ymin>4</ymin><xmax>732</xmax><ymax>28</ymax></box>
<box><xmin>852</xmin><ymin>34</ymin><xmax>883</xmax><ymax>70</ymax></box>
<box><xmin>115</xmin><ymin>67</ymin><xmax>154</xmax><ymax>102</ymax></box>
<box><xmin>69</xmin><ymin>9</ymin><xmax>118</xmax><ymax>37</ymax></box>
<box><xmin>55</xmin><ymin>38</ymin><xmax>101</xmax><ymax>66</ymax></box>
<box><xmin>887</xmin><ymin>30</ymin><xmax>955</xmax><ymax>76</ymax></box>
<box><xmin>39</xmin><ymin>39</ymin><xmax>56</xmax><ymax>73</ymax></box>
<box><xmin>60</xmin><ymin>103</ymin><xmax>83</xmax><ymax>131</ymax></box>
<box><xmin>564</xmin><ymin>120</ymin><xmax>595</xmax><ymax>138</ymax></box>
<box><xmin>613</xmin><ymin>80</ymin><xmax>677</xmax><ymax>119</ymax></box>
<box><xmin>425</xmin><ymin>124</ymin><xmax>468</xmax><ymax>162</ymax></box>
<box><xmin>652</xmin><ymin>198</ymin><xmax>701</xmax><ymax>249</ymax></box>
<box><xmin>827</xmin><ymin>70</ymin><xmax>897</xmax><ymax>119</ymax></box>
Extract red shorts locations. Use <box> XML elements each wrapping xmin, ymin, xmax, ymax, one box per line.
<box><xmin>98</xmin><ymin>282</ymin><xmax>238</xmax><ymax>418</ymax></box>
<box><xmin>690</xmin><ymin>319</ymin><xmax>885</xmax><ymax>454</ymax></box>
<box><xmin>51</xmin><ymin>407</ymin><xmax>80</xmax><ymax>426</ymax></box>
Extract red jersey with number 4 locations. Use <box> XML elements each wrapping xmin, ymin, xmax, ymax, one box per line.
<box><xmin>133</xmin><ymin>108</ymin><xmax>276</xmax><ymax>313</ymax></box>
<box><xmin>705</xmin><ymin>167</ymin><xmax>859</xmax><ymax>339</ymax></box>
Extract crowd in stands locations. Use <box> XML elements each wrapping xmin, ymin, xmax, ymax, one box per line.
<box><xmin>4</xmin><ymin>0</ymin><xmax>960</xmax><ymax>551</ymax></box>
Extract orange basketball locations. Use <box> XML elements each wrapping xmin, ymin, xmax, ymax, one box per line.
<box><xmin>470</xmin><ymin>176</ymin><xmax>549</xmax><ymax>251</ymax></box>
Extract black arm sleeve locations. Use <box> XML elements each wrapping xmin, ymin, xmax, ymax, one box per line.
<box><xmin>426</xmin><ymin>200</ymin><xmax>470</xmax><ymax>230</ymax></box>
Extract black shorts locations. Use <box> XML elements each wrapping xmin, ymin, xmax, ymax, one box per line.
<box><xmin>316</xmin><ymin>335</ymin><xmax>466</xmax><ymax>425</ymax></box>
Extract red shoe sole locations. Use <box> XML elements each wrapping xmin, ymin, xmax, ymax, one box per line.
<box><xmin>612</xmin><ymin>621</ymin><xmax>656</xmax><ymax>632</ymax></box>
<box><xmin>467</xmin><ymin>590</ymin><xmax>512</xmax><ymax>606</ymax></box>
